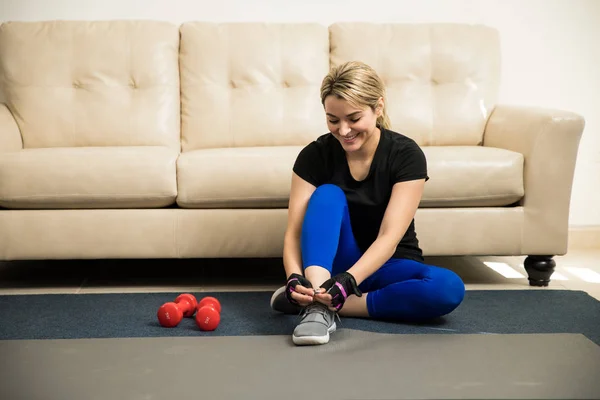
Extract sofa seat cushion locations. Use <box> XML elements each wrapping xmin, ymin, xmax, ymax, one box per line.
<box><xmin>0</xmin><ymin>147</ymin><xmax>178</xmax><ymax>209</ymax></box>
<box><xmin>177</xmin><ymin>145</ymin><xmax>524</xmax><ymax>209</ymax></box>
<box><xmin>177</xmin><ymin>146</ymin><xmax>302</xmax><ymax>208</ymax></box>
<box><xmin>421</xmin><ymin>146</ymin><xmax>524</xmax><ymax>207</ymax></box>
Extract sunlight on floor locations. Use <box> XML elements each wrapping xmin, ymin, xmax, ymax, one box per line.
<box><xmin>484</xmin><ymin>261</ymin><xmax>579</xmax><ymax>283</ymax></box>
<box><xmin>483</xmin><ymin>262</ymin><xmax>526</xmax><ymax>279</ymax></box>
<box><xmin>564</xmin><ymin>268</ymin><xmax>600</xmax><ymax>283</ymax></box>
<box><xmin>549</xmin><ymin>272</ymin><xmax>569</xmax><ymax>281</ymax></box>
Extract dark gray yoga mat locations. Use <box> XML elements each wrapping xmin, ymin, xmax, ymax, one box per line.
<box><xmin>1</xmin><ymin>289</ymin><xmax>600</xmax><ymax>346</ymax></box>
<box><xmin>1</xmin><ymin>330</ymin><xmax>599</xmax><ymax>400</ymax></box>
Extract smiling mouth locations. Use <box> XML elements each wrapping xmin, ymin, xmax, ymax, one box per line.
<box><xmin>342</xmin><ymin>133</ymin><xmax>358</xmax><ymax>142</ymax></box>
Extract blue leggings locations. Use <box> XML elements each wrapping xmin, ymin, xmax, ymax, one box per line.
<box><xmin>301</xmin><ymin>184</ymin><xmax>465</xmax><ymax>321</ymax></box>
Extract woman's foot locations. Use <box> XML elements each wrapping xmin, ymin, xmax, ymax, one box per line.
<box><xmin>292</xmin><ymin>302</ymin><xmax>337</xmax><ymax>346</ymax></box>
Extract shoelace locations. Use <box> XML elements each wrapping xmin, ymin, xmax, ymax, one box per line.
<box><xmin>298</xmin><ymin>302</ymin><xmax>342</xmax><ymax>326</ymax></box>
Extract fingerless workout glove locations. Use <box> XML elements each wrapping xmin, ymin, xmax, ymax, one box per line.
<box><xmin>285</xmin><ymin>273</ymin><xmax>313</xmax><ymax>305</ymax></box>
<box><xmin>319</xmin><ymin>272</ymin><xmax>362</xmax><ymax>311</ymax></box>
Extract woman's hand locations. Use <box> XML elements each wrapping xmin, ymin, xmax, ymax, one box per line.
<box><xmin>285</xmin><ymin>273</ymin><xmax>315</xmax><ymax>307</ymax></box>
<box><xmin>313</xmin><ymin>289</ymin><xmax>336</xmax><ymax>311</ymax></box>
<box><xmin>316</xmin><ymin>272</ymin><xmax>362</xmax><ymax>311</ymax></box>
<box><xmin>290</xmin><ymin>284</ymin><xmax>318</xmax><ymax>307</ymax></box>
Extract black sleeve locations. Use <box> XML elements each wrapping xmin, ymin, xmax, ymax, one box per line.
<box><xmin>392</xmin><ymin>140</ymin><xmax>429</xmax><ymax>184</ymax></box>
<box><xmin>292</xmin><ymin>141</ymin><xmax>325</xmax><ymax>187</ymax></box>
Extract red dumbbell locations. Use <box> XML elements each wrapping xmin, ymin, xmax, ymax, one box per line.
<box><xmin>198</xmin><ymin>296</ymin><xmax>221</xmax><ymax>313</ymax></box>
<box><xmin>195</xmin><ymin>296</ymin><xmax>221</xmax><ymax>331</ymax></box>
<box><xmin>157</xmin><ymin>293</ymin><xmax>198</xmax><ymax>328</ymax></box>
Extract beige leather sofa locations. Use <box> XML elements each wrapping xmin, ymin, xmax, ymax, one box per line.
<box><xmin>0</xmin><ymin>21</ymin><xmax>585</xmax><ymax>286</ymax></box>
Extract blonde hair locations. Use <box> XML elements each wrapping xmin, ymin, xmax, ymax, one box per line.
<box><xmin>320</xmin><ymin>61</ymin><xmax>391</xmax><ymax>130</ymax></box>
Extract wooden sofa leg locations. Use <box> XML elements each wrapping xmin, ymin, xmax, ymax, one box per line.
<box><xmin>524</xmin><ymin>255</ymin><xmax>556</xmax><ymax>287</ymax></box>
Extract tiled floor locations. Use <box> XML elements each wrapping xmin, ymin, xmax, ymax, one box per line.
<box><xmin>1</xmin><ymin>249</ymin><xmax>599</xmax><ymax>300</ymax></box>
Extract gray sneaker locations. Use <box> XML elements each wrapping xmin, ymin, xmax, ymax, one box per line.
<box><xmin>270</xmin><ymin>286</ymin><xmax>303</xmax><ymax>315</ymax></box>
<box><xmin>292</xmin><ymin>302</ymin><xmax>337</xmax><ymax>346</ymax></box>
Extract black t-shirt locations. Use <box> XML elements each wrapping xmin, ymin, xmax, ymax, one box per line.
<box><xmin>292</xmin><ymin>128</ymin><xmax>429</xmax><ymax>262</ymax></box>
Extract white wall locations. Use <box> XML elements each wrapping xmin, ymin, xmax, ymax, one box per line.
<box><xmin>2</xmin><ymin>0</ymin><xmax>599</xmax><ymax>227</ymax></box>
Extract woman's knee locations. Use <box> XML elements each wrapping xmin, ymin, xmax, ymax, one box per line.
<box><xmin>425</xmin><ymin>267</ymin><xmax>465</xmax><ymax>316</ymax></box>
<box><xmin>310</xmin><ymin>184</ymin><xmax>346</xmax><ymax>205</ymax></box>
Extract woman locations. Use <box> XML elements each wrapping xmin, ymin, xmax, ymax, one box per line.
<box><xmin>270</xmin><ymin>61</ymin><xmax>465</xmax><ymax>346</ymax></box>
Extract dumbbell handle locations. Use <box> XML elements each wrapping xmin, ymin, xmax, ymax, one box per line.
<box><xmin>174</xmin><ymin>294</ymin><xmax>198</xmax><ymax>317</ymax></box>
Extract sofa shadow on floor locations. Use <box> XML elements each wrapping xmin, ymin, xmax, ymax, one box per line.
<box><xmin>0</xmin><ymin>255</ymin><xmax>561</xmax><ymax>294</ymax></box>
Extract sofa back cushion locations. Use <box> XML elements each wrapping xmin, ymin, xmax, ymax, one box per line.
<box><xmin>179</xmin><ymin>22</ymin><xmax>330</xmax><ymax>151</ymax></box>
<box><xmin>329</xmin><ymin>23</ymin><xmax>501</xmax><ymax>146</ymax></box>
<box><xmin>0</xmin><ymin>21</ymin><xmax>181</xmax><ymax>149</ymax></box>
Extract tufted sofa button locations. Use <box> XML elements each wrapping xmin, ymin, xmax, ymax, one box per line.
<box><xmin>73</xmin><ymin>82</ymin><xmax>80</xmax><ymax>88</ymax></box>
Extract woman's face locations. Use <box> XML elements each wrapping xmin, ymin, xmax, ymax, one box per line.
<box><xmin>324</xmin><ymin>95</ymin><xmax>381</xmax><ymax>153</ymax></box>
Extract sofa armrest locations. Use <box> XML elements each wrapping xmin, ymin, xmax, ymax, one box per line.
<box><xmin>0</xmin><ymin>104</ymin><xmax>22</xmax><ymax>152</ymax></box>
<box><xmin>483</xmin><ymin>104</ymin><xmax>585</xmax><ymax>255</ymax></box>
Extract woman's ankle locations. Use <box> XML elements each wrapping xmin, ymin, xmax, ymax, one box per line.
<box><xmin>304</xmin><ymin>265</ymin><xmax>331</xmax><ymax>288</ymax></box>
